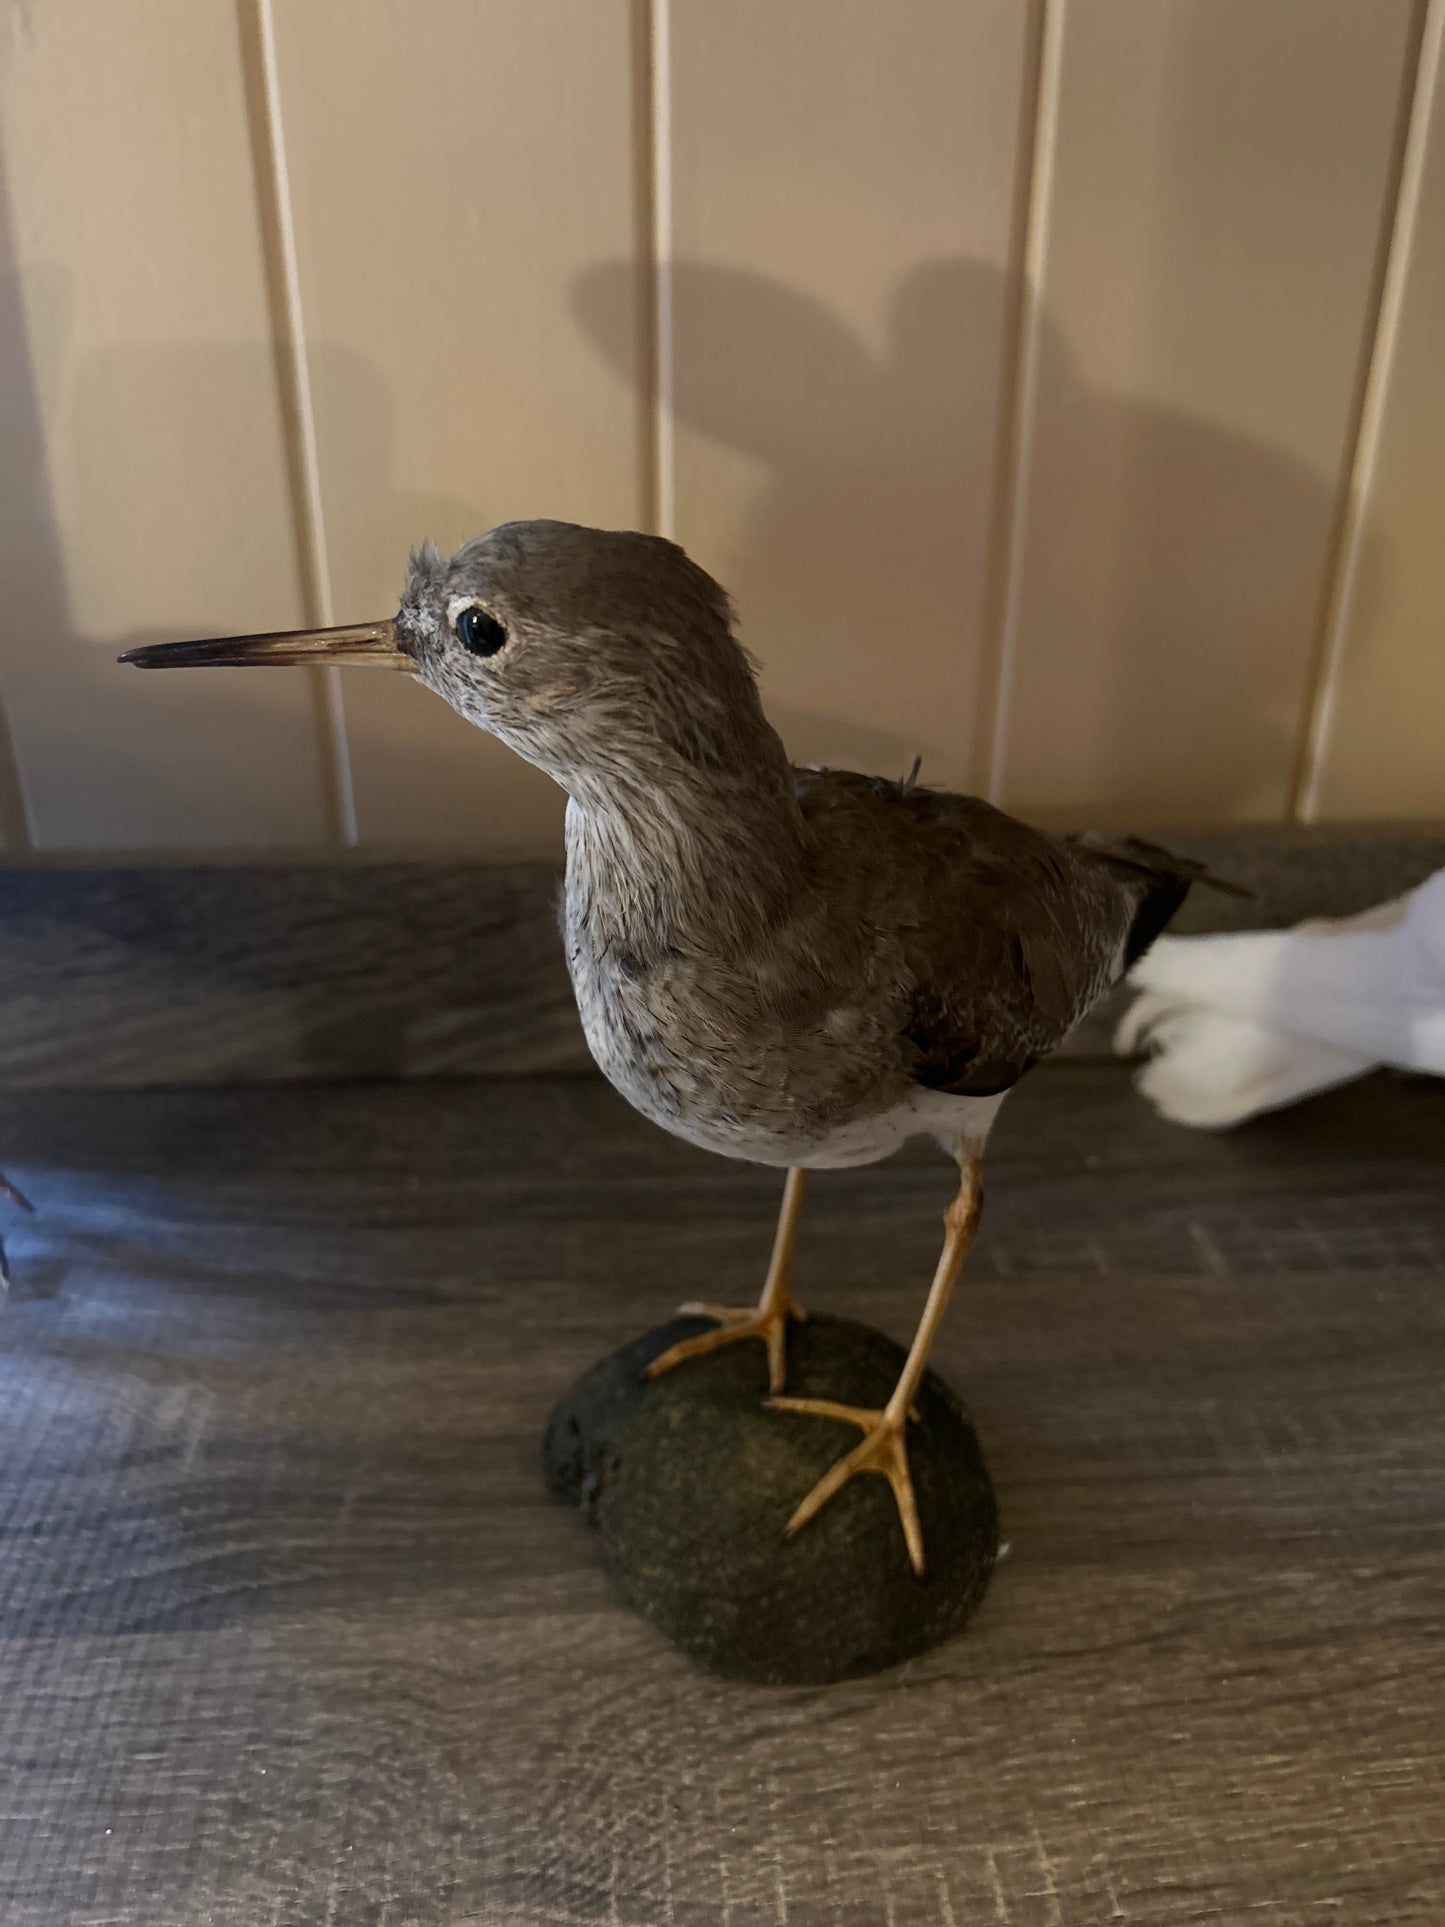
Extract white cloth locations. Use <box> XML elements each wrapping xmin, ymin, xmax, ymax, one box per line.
<box><xmin>1114</xmin><ymin>866</ymin><xmax>1445</xmax><ymax>1128</ymax></box>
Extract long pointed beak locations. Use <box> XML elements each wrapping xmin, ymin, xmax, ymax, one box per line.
<box><xmin>118</xmin><ymin>619</ymin><xmax>413</xmax><ymax>672</ymax></box>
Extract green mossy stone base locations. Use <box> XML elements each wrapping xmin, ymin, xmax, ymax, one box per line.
<box><xmin>544</xmin><ymin>1313</ymin><xmax>998</xmax><ymax>1684</ymax></box>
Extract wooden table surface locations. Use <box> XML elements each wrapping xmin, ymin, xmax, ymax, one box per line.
<box><xmin>1</xmin><ymin>1062</ymin><xmax>1442</xmax><ymax>1926</ymax></box>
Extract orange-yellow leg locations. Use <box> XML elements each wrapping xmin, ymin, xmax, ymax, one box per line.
<box><xmin>768</xmin><ymin>1148</ymin><xmax>983</xmax><ymax>1576</ymax></box>
<box><xmin>646</xmin><ymin>1167</ymin><xmax>808</xmax><ymax>1395</ymax></box>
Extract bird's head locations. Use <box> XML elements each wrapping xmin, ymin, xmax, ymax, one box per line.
<box><xmin>121</xmin><ymin>520</ymin><xmax>782</xmax><ymax>800</ymax></box>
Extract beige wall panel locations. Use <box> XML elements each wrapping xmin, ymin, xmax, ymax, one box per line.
<box><xmin>997</xmin><ymin>0</ymin><xmax>1417</xmax><ymax>829</ymax></box>
<box><xmin>1310</xmin><ymin>33</ymin><xmax>1445</xmax><ymax>822</ymax></box>
<box><xmin>0</xmin><ymin>0</ymin><xmax>330</xmax><ymax>851</ymax></box>
<box><xmin>273</xmin><ymin>0</ymin><xmax>648</xmax><ymax>854</ymax></box>
<box><xmin>651</xmin><ymin>0</ymin><xmax>1032</xmax><ymax>790</ymax></box>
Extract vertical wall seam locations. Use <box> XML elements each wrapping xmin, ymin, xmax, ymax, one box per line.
<box><xmin>978</xmin><ymin>0</ymin><xmax>1067</xmax><ymax>807</ymax></box>
<box><xmin>0</xmin><ymin>686</ymin><xmax>34</xmax><ymax>853</ymax></box>
<box><xmin>648</xmin><ymin>0</ymin><xmax>676</xmax><ymax>541</ymax></box>
<box><xmin>630</xmin><ymin>0</ymin><xmax>658</xmax><ymax>533</ymax></box>
<box><xmin>969</xmin><ymin>0</ymin><xmax>1049</xmax><ymax>796</ymax></box>
<box><xmin>1292</xmin><ymin>0</ymin><xmax>1442</xmax><ymax>823</ymax></box>
<box><xmin>239</xmin><ymin>0</ymin><xmax>358</xmax><ymax>845</ymax></box>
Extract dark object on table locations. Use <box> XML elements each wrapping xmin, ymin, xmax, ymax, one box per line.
<box><xmin>545</xmin><ymin>1313</ymin><xmax>998</xmax><ymax>1684</ymax></box>
<box><xmin>0</xmin><ymin>1170</ymin><xmax>34</xmax><ymax>1295</ymax></box>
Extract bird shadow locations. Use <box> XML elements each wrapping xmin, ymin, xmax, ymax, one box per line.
<box><xmin>572</xmin><ymin>254</ymin><xmax>1387</xmax><ymax>826</ymax></box>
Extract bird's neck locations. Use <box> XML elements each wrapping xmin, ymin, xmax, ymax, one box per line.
<box><xmin>564</xmin><ymin>760</ymin><xmax>808</xmax><ymax>961</ymax></box>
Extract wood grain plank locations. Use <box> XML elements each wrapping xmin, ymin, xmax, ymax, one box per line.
<box><xmin>0</xmin><ymin>860</ymin><xmax>587</xmax><ymax>1090</ymax></box>
<box><xmin>0</xmin><ymin>828</ymin><xmax>1440</xmax><ymax>1091</ymax></box>
<box><xmin>1307</xmin><ymin>10</ymin><xmax>1445</xmax><ymax>822</ymax></box>
<box><xmin>270</xmin><ymin>0</ymin><xmax>649</xmax><ymax>855</ymax></box>
<box><xmin>1</xmin><ymin>1064</ymin><xmax>1442</xmax><ymax>1923</ymax></box>
<box><xmin>644</xmin><ymin>0</ymin><xmax>1034</xmax><ymax>791</ymax></box>
<box><xmin>0</xmin><ymin>0</ymin><xmax>332</xmax><ymax>852</ymax></box>
<box><xmin>995</xmin><ymin>0</ymin><xmax>1419</xmax><ymax>828</ymax></box>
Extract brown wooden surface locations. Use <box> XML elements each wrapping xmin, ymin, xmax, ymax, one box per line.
<box><xmin>1</xmin><ymin>1061</ymin><xmax>1442</xmax><ymax>1924</ymax></box>
<box><xmin>2</xmin><ymin>828</ymin><xmax>1442</xmax><ymax>1091</ymax></box>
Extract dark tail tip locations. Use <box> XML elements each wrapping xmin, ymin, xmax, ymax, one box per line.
<box><xmin>1123</xmin><ymin>871</ymin><xmax>1194</xmax><ymax>969</ymax></box>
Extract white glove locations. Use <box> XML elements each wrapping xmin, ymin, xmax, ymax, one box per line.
<box><xmin>1114</xmin><ymin>867</ymin><xmax>1445</xmax><ymax>1127</ymax></box>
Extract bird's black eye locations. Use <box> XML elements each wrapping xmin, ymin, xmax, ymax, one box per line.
<box><xmin>456</xmin><ymin>606</ymin><xmax>508</xmax><ymax>657</ymax></box>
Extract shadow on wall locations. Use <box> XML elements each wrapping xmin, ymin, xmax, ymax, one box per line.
<box><xmin>0</xmin><ymin>218</ymin><xmax>1381</xmax><ymax>842</ymax></box>
<box><xmin>0</xmin><ymin>318</ymin><xmax>478</xmax><ymax>848</ymax></box>
<box><xmin>0</xmin><ymin>128</ymin><xmax>490</xmax><ymax>848</ymax></box>
<box><xmin>573</xmin><ymin>256</ymin><xmax>1381</xmax><ymax>827</ymax></box>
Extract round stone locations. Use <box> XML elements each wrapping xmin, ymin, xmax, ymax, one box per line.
<box><xmin>543</xmin><ymin>1312</ymin><xmax>998</xmax><ymax>1685</ymax></box>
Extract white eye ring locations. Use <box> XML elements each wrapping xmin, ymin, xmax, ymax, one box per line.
<box><xmin>447</xmin><ymin>596</ymin><xmax>509</xmax><ymax>659</ymax></box>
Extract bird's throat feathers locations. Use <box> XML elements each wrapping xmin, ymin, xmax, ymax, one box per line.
<box><xmin>564</xmin><ymin>763</ymin><xmax>808</xmax><ymax>965</ymax></box>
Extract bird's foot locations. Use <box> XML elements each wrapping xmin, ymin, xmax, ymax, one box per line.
<box><xmin>766</xmin><ymin>1397</ymin><xmax>924</xmax><ymax>1576</ymax></box>
<box><xmin>646</xmin><ymin>1295</ymin><xmax>806</xmax><ymax>1397</ymax></box>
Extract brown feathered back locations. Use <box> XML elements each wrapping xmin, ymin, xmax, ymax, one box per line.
<box><xmin>794</xmin><ymin>771</ymin><xmax>1200</xmax><ymax>1096</ymax></box>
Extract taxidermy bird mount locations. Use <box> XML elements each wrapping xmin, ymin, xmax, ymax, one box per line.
<box><xmin>123</xmin><ymin>520</ymin><xmax>1217</xmax><ymax>1680</ymax></box>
